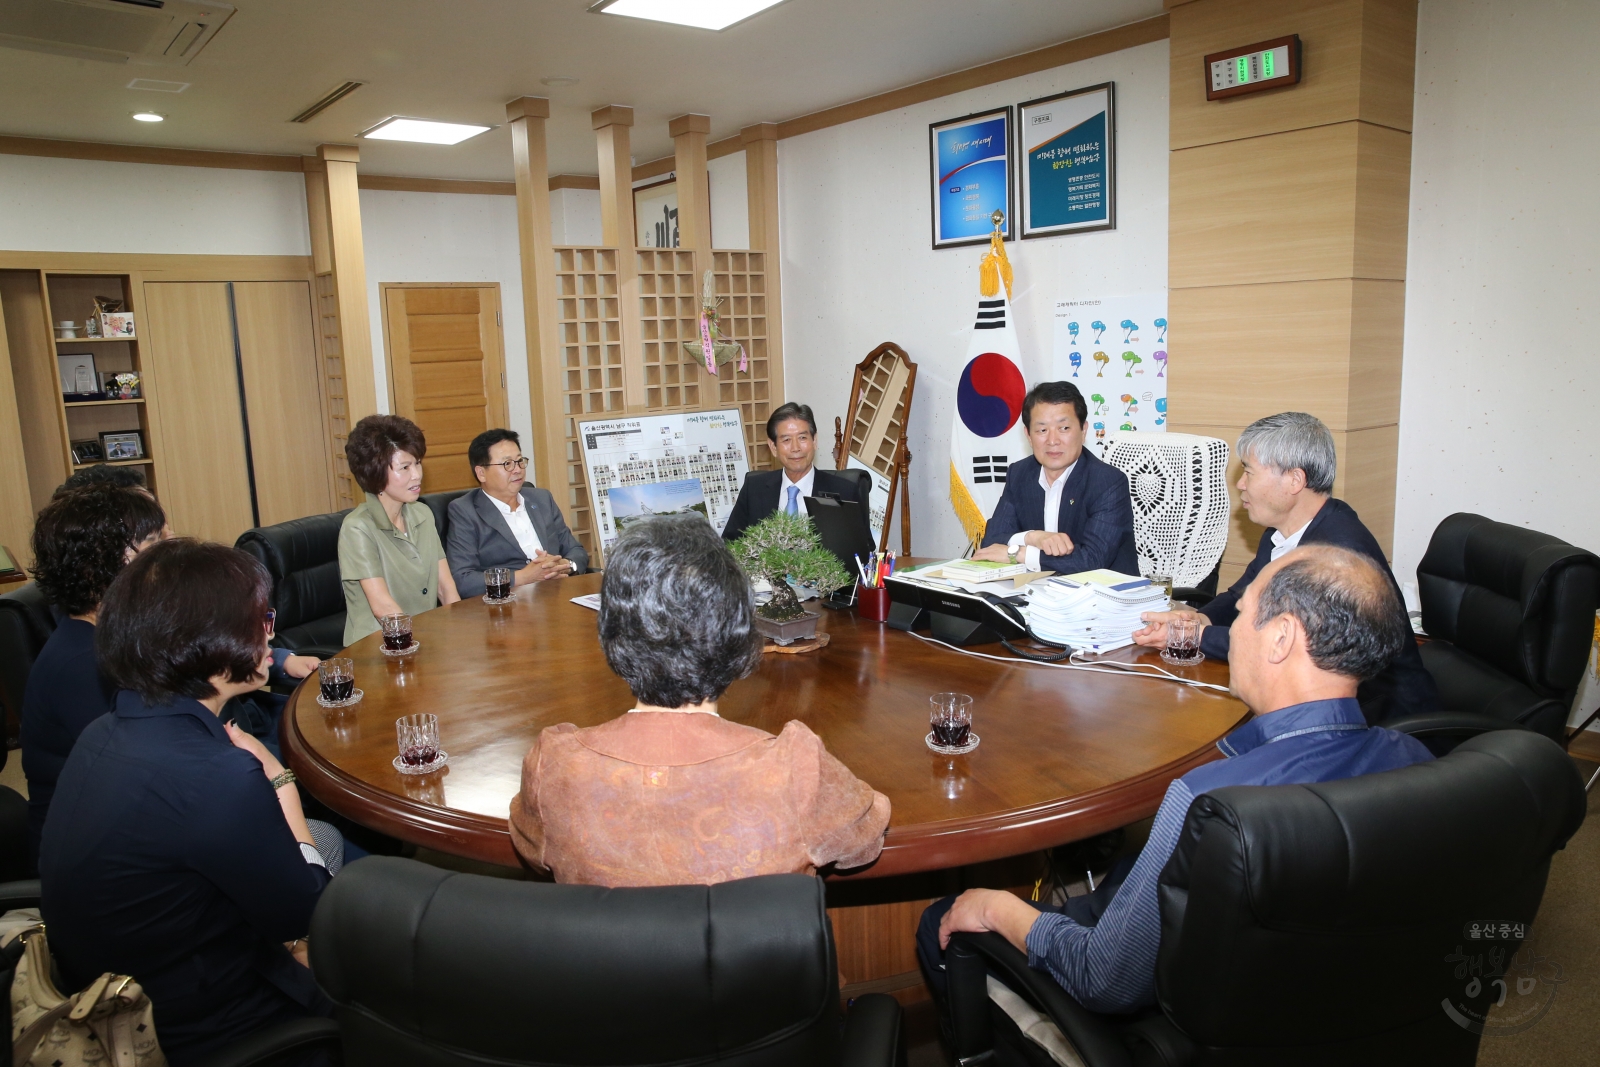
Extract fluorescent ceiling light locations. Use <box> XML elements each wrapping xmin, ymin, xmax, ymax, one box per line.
<box><xmin>131</xmin><ymin>112</ymin><xmax>165</xmax><ymax>122</ymax></box>
<box><xmin>361</xmin><ymin>117</ymin><xmax>491</xmax><ymax>145</ymax></box>
<box><xmin>590</xmin><ymin>0</ymin><xmax>787</xmax><ymax>32</ymax></box>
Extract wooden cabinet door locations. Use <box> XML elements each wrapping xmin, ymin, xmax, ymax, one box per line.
<box><xmin>382</xmin><ymin>285</ymin><xmax>508</xmax><ymax>493</ymax></box>
<box><xmin>233</xmin><ymin>281</ymin><xmax>335</xmax><ymax>525</ymax></box>
<box><xmin>141</xmin><ymin>282</ymin><xmax>255</xmax><ymax>544</ymax></box>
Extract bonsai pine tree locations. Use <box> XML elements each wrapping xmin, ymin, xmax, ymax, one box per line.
<box><xmin>731</xmin><ymin>511</ymin><xmax>851</xmax><ymax>622</ymax></box>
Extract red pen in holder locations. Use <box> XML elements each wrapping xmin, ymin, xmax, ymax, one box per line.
<box><xmin>856</xmin><ymin>582</ymin><xmax>891</xmax><ymax>622</ymax></box>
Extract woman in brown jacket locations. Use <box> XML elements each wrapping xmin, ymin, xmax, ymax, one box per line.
<box><xmin>509</xmin><ymin>514</ymin><xmax>890</xmax><ymax>886</ymax></box>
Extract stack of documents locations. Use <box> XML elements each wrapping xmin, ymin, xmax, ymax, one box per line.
<box><xmin>1025</xmin><ymin>571</ymin><xmax>1169</xmax><ymax>653</ymax></box>
<box><xmin>942</xmin><ymin>559</ymin><xmax>1030</xmax><ymax>583</ymax></box>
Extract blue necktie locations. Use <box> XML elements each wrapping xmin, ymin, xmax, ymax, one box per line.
<box><xmin>786</xmin><ymin>485</ymin><xmax>800</xmax><ymax>516</ymax></box>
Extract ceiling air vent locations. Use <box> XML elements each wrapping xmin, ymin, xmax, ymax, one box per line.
<box><xmin>0</xmin><ymin>0</ymin><xmax>236</xmax><ymax>66</ymax></box>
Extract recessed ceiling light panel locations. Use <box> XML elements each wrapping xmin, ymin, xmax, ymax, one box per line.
<box><xmin>360</xmin><ymin>117</ymin><xmax>492</xmax><ymax>145</ymax></box>
<box><xmin>131</xmin><ymin>112</ymin><xmax>166</xmax><ymax>122</ymax></box>
<box><xmin>590</xmin><ymin>0</ymin><xmax>787</xmax><ymax>32</ymax></box>
<box><xmin>127</xmin><ymin>79</ymin><xmax>190</xmax><ymax>93</ymax></box>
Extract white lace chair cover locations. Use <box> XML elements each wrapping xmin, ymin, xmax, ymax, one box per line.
<box><xmin>1103</xmin><ymin>432</ymin><xmax>1231</xmax><ymax>588</ymax></box>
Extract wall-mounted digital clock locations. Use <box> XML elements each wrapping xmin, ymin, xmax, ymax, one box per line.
<box><xmin>1205</xmin><ymin>35</ymin><xmax>1301</xmax><ymax>101</ymax></box>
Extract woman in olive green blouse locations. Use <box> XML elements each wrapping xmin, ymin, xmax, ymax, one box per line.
<box><xmin>339</xmin><ymin>415</ymin><xmax>461</xmax><ymax>646</ymax></box>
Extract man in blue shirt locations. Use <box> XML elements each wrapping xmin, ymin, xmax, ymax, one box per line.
<box><xmin>918</xmin><ymin>543</ymin><xmax>1433</xmax><ymax>1014</ymax></box>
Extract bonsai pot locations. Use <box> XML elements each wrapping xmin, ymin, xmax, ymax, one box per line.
<box><xmin>754</xmin><ymin>609</ymin><xmax>821</xmax><ymax>646</ymax></box>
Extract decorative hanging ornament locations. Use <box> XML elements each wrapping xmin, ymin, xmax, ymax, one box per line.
<box><xmin>682</xmin><ymin>269</ymin><xmax>747</xmax><ymax>374</ymax></box>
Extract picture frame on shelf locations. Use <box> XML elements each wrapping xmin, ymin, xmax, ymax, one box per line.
<box><xmin>99</xmin><ymin>430</ymin><xmax>145</xmax><ymax>462</ymax></box>
<box><xmin>57</xmin><ymin>352</ymin><xmax>98</xmax><ymax>395</ymax></box>
<box><xmin>1018</xmin><ymin>83</ymin><xmax>1116</xmax><ymax>239</ymax></box>
<box><xmin>70</xmin><ymin>439</ymin><xmax>104</xmax><ymax>465</ymax></box>
<box><xmin>929</xmin><ymin>106</ymin><xmax>1013</xmax><ymax>249</ymax></box>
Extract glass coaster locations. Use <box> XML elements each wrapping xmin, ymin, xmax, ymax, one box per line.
<box><xmin>381</xmin><ymin>641</ymin><xmax>421</xmax><ymax>658</ymax></box>
<box><xmin>1159</xmin><ymin>649</ymin><xmax>1205</xmax><ymax>667</ymax></box>
<box><xmin>482</xmin><ymin>593</ymin><xmax>515</xmax><ymax>605</ymax></box>
<box><xmin>315</xmin><ymin>687</ymin><xmax>363</xmax><ymax>709</ymax></box>
<box><xmin>393</xmin><ymin>750</ymin><xmax>449</xmax><ymax>775</ymax></box>
<box><xmin>926</xmin><ymin>731</ymin><xmax>980</xmax><ymax>756</ymax></box>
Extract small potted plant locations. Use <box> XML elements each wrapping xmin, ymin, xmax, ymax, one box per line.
<box><xmin>731</xmin><ymin>511</ymin><xmax>851</xmax><ymax>645</ymax></box>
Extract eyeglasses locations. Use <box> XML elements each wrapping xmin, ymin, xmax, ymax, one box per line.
<box><xmin>265</xmin><ymin>609</ymin><xmax>276</xmax><ymax>637</ymax></box>
<box><xmin>485</xmin><ymin>457</ymin><xmax>529</xmax><ymax>472</ymax></box>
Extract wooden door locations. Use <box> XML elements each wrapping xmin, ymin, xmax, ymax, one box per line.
<box><xmin>382</xmin><ymin>285</ymin><xmax>507</xmax><ymax>493</ymax></box>
<box><xmin>233</xmin><ymin>281</ymin><xmax>335</xmax><ymax>525</ymax></box>
<box><xmin>141</xmin><ymin>282</ymin><xmax>255</xmax><ymax>543</ymax></box>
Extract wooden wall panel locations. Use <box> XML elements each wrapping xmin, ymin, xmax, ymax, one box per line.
<box><xmin>140</xmin><ymin>282</ymin><xmax>255</xmax><ymax>543</ymax></box>
<box><xmin>0</xmin><ymin>271</ymin><xmax>63</xmax><ymax>514</ymax></box>
<box><xmin>1170</xmin><ymin>121</ymin><xmax>1410</xmax><ymax>288</ymax></box>
<box><xmin>1168</xmin><ymin>278</ymin><xmax>1403</xmax><ymax>431</ymax></box>
<box><xmin>233</xmin><ymin>281</ymin><xmax>336</xmax><ymax>525</ymax></box>
<box><xmin>0</xmin><ymin>293</ymin><xmax>35</xmax><ymax>561</ymax></box>
<box><xmin>1169</xmin><ymin>0</ymin><xmax>1415</xmax><ymax>151</ymax></box>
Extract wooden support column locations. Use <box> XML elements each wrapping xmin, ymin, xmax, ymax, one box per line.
<box><xmin>741</xmin><ymin>121</ymin><xmax>785</xmax><ymax>408</ymax></box>
<box><xmin>318</xmin><ymin>144</ymin><xmax>377</xmax><ymax>424</ymax></box>
<box><xmin>1165</xmin><ymin>0</ymin><xmax>1416</xmax><ymax>586</ymax></box>
<box><xmin>669</xmin><ymin>114</ymin><xmax>713</xmax><ymax>254</ymax></box>
<box><xmin>0</xmin><ymin>302</ymin><xmax>33</xmax><ymax>560</ymax></box>
<box><xmin>594</xmin><ymin>105</ymin><xmax>647</xmax><ymax>413</ymax></box>
<box><xmin>506</xmin><ymin>96</ymin><xmax>563</xmax><ymax>496</ymax></box>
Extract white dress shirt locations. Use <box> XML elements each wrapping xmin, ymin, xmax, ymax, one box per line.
<box><xmin>484</xmin><ymin>489</ymin><xmax>544</xmax><ymax>559</ymax></box>
<box><xmin>1269</xmin><ymin>522</ymin><xmax>1309</xmax><ymax>561</ymax></box>
<box><xmin>1007</xmin><ymin>459</ymin><xmax>1079</xmax><ymax>572</ymax></box>
<box><xmin>776</xmin><ymin>466</ymin><xmax>817</xmax><ymax>517</ymax></box>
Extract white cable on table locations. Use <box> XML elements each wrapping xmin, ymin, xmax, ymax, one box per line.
<box><xmin>907</xmin><ymin>631</ymin><xmax>1232</xmax><ymax>694</ymax></box>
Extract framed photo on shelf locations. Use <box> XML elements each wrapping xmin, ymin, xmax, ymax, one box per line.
<box><xmin>1018</xmin><ymin>83</ymin><xmax>1115</xmax><ymax>238</ymax></box>
<box><xmin>99</xmin><ymin>430</ymin><xmax>145</xmax><ymax>462</ymax></box>
<box><xmin>57</xmin><ymin>353</ymin><xmax>98</xmax><ymax>395</ymax></box>
<box><xmin>929</xmin><ymin>106</ymin><xmax>1012</xmax><ymax>249</ymax></box>
<box><xmin>70</xmin><ymin>439</ymin><xmax>104</xmax><ymax>465</ymax></box>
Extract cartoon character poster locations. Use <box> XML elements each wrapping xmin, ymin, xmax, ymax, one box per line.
<box><xmin>1051</xmin><ymin>293</ymin><xmax>1168</xmax><ymax>459</ymax></box>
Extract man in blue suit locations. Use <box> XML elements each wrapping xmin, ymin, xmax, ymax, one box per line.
<box><xmin>1133</xmin><ymin>411</ymin><xmax>1438</xmax><ymax>723</ymax></box>
<box><xmin>972</xmin><ymin>381</ymin><xmax>1137</xmax><ymax>575</ymax></box>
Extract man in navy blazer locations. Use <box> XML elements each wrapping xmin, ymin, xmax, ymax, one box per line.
<box><xmin>1134</xmin><ymin>411</ymin><xmax>1438</xmax><ymax>723</ymax></box>
<box><xmin>445</xmin><ymin>429</ymin><xmax>589</xmax><ymax>598</ymax></box>
<box><xmin>721</xmin><ymin>402</ymin><xmax>873</xmax><ymax>543</ymax></box>
<box><xmin>973</xmin><ymin>381</ymin><xmax>1137</xmax><ymax>575</ymax></box>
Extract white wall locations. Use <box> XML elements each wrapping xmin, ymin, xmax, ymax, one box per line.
<box><xmin>550</xmin><ymin>186</ymin><xmax>602</xmax><ymax>246</ymax></box>
<box><xmin>709</xmin><ymin>151</ymin><xmax>749</xmax><ymax>250</ymax></box>
<box><xmin>358</xmin><ymin>189</ymin><xmax>535</xmax><ymax>465</ymax></box>
<box><xmin>778</xmin><ymin>39</ymin><xmax>1169</xmax><ymax>557</ymax></box>
<box><xmin>0</xmin><ymin>154</ymin><xmax>309</xmax><ymax>256</ymax></box>
<box><xmin>1393</xmin><ymin>0</ymin><xmax>1600</xmax><ymax>580</ymax></box>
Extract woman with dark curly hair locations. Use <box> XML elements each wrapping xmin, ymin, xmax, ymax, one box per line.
<box><xmin>41</xmin><ymin>539</ymin><xmax>343</xmax><ymax>1066</ymax></box>
<box><xmin>338</xmin><ymin>414</ymin><xmax>460</xmax><ymax>645</ymax></box>
<box><xmin>21</xmin><ymin>484</ymin><xmax>167</xmax><ymax>858</ymax></box>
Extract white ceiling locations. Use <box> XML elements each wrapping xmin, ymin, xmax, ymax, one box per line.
<box><xmin>0</xmin><ymin>0</ymin><xmax>1163</xmax><ymax>180</ymax></box>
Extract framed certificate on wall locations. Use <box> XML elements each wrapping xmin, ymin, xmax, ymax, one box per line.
<box><xmin>1019</xmin><ymin>83</ymin><xmax>1115</xmax><ymax>238</ymax></box>
<box><xmin>929</xmin><ymin>107</ymin><xmax>1012</xmax><ymax>249</ymax></box>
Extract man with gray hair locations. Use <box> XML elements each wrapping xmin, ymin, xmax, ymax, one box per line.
<box><xmin>923</xmin><ymin>544</ymin><xmax>1434</xmax><ymax>1015</ymax></box>
<box><xmin>1134</xmin><ymin>411</ymin><xmax>1437</xmax><ymax>722</ymax></box>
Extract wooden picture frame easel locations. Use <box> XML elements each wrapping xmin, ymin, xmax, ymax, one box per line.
<box><xmin>833</xmin><ymin>342</ymin><xmax>917</xmax><ymax>554</ymax></box>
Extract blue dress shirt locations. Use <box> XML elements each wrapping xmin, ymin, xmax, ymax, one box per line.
<box><xmin>40</xmin><ymin>690</ymin><xmax>331</xmax><ymax>1065</ymax></box>
<box><xmin>1024</xmin><ymin>698</ymin><xmax>1433</xmax><ymax>1012</ymax></box>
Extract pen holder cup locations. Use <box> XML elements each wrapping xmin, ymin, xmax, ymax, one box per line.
<box><xmin>856</xmin><ymin>583</ymin><xmax>891</xmax><ymax>622</ymax></box>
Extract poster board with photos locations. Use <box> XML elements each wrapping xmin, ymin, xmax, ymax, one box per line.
<box><xmin>929</xmin><ymin>107</ymin><xmax>1013</xmax><ymax>249</ymax></box>
<box><xmin>578</xmin><ymin>409</ymin><xmax>751</xmax><ymax>555</ymax></box>
<box><xmin>1019</xmin><ymin>83</ymin><xmax>1115</xmax><ymax>238</ymax></box>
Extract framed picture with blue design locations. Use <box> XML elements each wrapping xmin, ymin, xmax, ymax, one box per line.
<box><xmin>1018</xmin><ymin>83</ymin><xmax>1115</xmax><ymax>239</ymax></box>
<box><xmin>928</xmin><ymin>106</ymin><xmax>1013</xmax><ymax>249</ymax></box>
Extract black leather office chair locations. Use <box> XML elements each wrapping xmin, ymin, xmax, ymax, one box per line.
<box><xmin>947</xmin><ymin>729</ymin><xmax>1586</xmax><ymax>1067</ymax></box>
<box><xmin>235</xmin><ymin>511</ymin><xmax>351</xmax><ymax>659</ymax></box>
<box><xmin>420</xmin><ymin>487</ymin><xmax>472</xmax><ymax>542</ymax></box>
<box><xmin>0</xmin><ymin>582</ymin><xmax>55</xmax><ymax>753</ymax></box>
<box><xmin>1414</xmin><ymin>513</ymin><xmax>1600</xmax><ymax>743</ymax></box>
<box><xmin>309</xmin><ymin>857</ymin><xmax>903</xmax><ymax>1067</ymax></box>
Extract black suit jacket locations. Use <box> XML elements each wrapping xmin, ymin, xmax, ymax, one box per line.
<box><xmin>445</xmin><ymin>487</ymin><xmax>590</xmax><ymax>597</ymax></box>
<box><xmin>1199</xmin><ymin>497</ymin><xmax>1440</xmax><ymax>723</ymax></box>
<box><xmin>980</xmin><ymin>451</ymin><xmax>1138</xmax><ymax>575</ymax></box>
<box><xmin>721</xmin><ymin>468</ymin><xmax>869</xmax><ymax>542</ymax></box>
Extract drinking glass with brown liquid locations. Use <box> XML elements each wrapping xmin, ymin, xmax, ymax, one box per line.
<box><xmin>927</xmin><ymin>692</ymin><xmax>978</xmax><ymax>754</ymax></box>
<box><xmin>379</xmin><ymin>612</ymin><xmax>415</xmax><ymax>654</ymax></box>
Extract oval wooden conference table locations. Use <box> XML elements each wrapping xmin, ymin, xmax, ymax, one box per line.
<box><xmin>285</xmin><ymin>570</ymin><xmax>1248</xmax><ymax>880</ymax></box>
